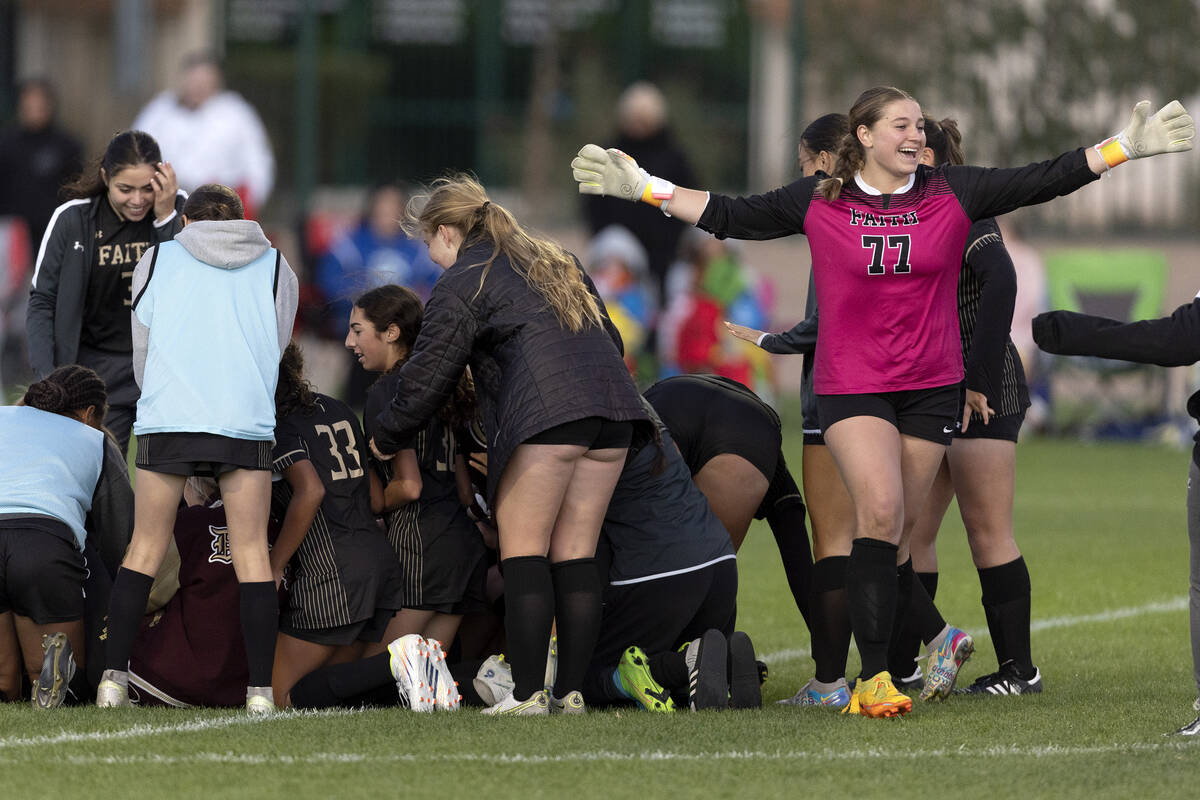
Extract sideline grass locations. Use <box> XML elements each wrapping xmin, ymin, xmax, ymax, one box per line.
<box><xmin>2</xmin><ymin>436</ymin><xmax>1197</xmax><ymax>798</ymax></box>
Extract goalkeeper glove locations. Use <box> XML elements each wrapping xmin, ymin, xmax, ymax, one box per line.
<box><xmin>571</xmin><ymin>144</ymin><xmax>676</xmax><ymax>209</ymax></box>
<box><xmin>1094</xmin><ymin>100</ymin><xmax>1194</xmax><ymax>168</ymax></box>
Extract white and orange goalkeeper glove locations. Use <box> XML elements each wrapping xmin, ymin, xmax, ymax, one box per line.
<box><xmin>571</xmin><ymin>144</ymin><xmax>676</xmax><ymax>209</ymax></box>
<box><xmin>1094</xmin><ymin>100</ymin><xmax>1194</xmax><ymax>168</ymax></box>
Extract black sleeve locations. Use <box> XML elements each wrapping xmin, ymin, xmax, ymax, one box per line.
<box><xmin>943</xmin><ymin>148</ymin><xmax>1100</xmax><ymax>221</ymax></box>
<box><xmin>26</xmin><ymin>207</ymin><xmax>74</xmax><ymax>378</ymax></box>
<box><xmin>961</xmin><ymin>219</ymin><xmax>1016</xmax><ymax>401</ymax></box>
<box><xmin>1033</xmin><ymin>299</ymin><xmax>1200</xmax><ymax>367</ymax></box>
<box><xmin>374</xmin><ymin>283</ymin><xmax>477</xmax><ymax>454</ymax></box>
<box><xmin>696</xmin><ymin>177</ymin><xmax>820</xmax><ymax>241</ymax></box>
<box><xmin>86</xmin><ymin>437</ymin><xmax>134</xmax><ymax>579</ymax></box>
<box><xmin>760</xmin><ymin>308</ymin><xmax>818</xmax><ymax>355</ymax></box>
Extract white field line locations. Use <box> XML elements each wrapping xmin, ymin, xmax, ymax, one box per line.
<box><xmin>5</xmin><ymin>740</ymin><xmax>1191</xmax><ymax>767</ymax></box>
<box><xmin>760</xmin><ymin>595</ymin><xmax>1189</xmax><ymax>665</ymax></box>
<box><xmin>0</xmin><ymin>708</ymin><xmax>363</xmax><ymax>751</ymax></box>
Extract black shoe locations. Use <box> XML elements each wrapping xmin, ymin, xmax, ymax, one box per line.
<box><xmin>893</xmin><ymin>666</ymin><xmax>924</xmax><ymax>692</ymax></box>
<box><xmin>726</xmin><ymin>631</ymin><xmax>761</xmax><ymax>709</ymax></box>
<box><xmin>1169</xmin><ymin>716</ymin><xmax>1200</xmax><ymax>736</ymax></box>
<box><xmin>958</xmin><ymin>660</ymin><xmax>1042</xmax><ymax>696</ymax></box>
<box><xmin>755</xmin><ymin>659</ymin><xmax>769</xmax><ymax>687</ymax></box>
<box><xmin>683</xmin><ymin>629</ymin><xmax>728</xmax><ymax>711</ymax></box>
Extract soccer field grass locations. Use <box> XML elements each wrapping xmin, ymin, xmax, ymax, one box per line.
<box><xmin>3</xmin><ymin>436</ymin><xmax>1199</xmax><ymax>798</ymax></box>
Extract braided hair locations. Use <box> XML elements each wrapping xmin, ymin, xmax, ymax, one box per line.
<box><xmin>22</xmin><ymin>365</ymin><xmax>108</xmax><ymax>426</ymax></box>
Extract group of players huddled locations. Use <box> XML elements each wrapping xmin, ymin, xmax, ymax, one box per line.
<box><xmin>3</xmin><ymin>87</ymin><xmax>1197</xmax><ymax>731</ymax></box>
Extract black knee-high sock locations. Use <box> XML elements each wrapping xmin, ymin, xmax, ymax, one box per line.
<box><xmin>766</xmin><ymin>495</ymin><xmax>814</xmax><ymax>632</ymax></box>
<box><xmin>239</xmin><ymin>581</ymin><xmax>278</xmax><ymax>687</ymax></box>
<box><xmin>550</xmin><ymin>558</ymin><xmax>602</xmax><ymax>697</ymax></box>
<box><xmin>647</xmin><ymin>650</ymin><xmax>689</xmax><ymax>693</ymax></box>
<box><xmin>979</xmin><ymin>556</ymin><xmax>1034</xmax><ymax>677</ymax></box>
<box><xmin>918</xmin><ymin>571</ymin><xmax>939</xmax><ymax>602</ymax></box>
<box><xmin>907</xmin><ymin>562</ymin><xmax>947</xmax><ymax>645</ymax></box>
<box><xmin>808</xmin><ymin>556</ymin><xmax>851</xmax><ymax>683</ymax></box>
<box><xmin>289</xmin><ymin>652</ymin><xmax>394</xmax><ymax>709</ymax></box>
<box><xmin>890</xmin><ymin>569</ymin><xmax>941</xmax><ymax>678</ymax></box>
<box><xmin>451</xmin><ymin>659</ymin><xmax>486</xmax><ymax>707</ymax></box>
<box><xmin>847</xmin><ymin>538</ymin><xmax>899</xmax><ymax>679</ymax></box>
<box><xmin>502</xmin><ymin>555</ymin><xmax>555</xmax><ymax>699</ymax></box>
<box><xmin>103</xmin><ymin>567</ymin><xmax>154</xmax><ymax>672</ymax></box>
<box><xmin>888</xmin><ymin>559</ymin><xmax>919</xmax><ymax>677</ymax></box>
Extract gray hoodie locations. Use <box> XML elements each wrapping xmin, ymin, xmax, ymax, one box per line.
<box><xmin>129</xmin><ymin>219</ymin><xmax>299</xmax><ymax>387</ymax></box>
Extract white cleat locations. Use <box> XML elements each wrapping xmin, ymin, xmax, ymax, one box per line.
<box><xmin>96</xmin><ymin>669</ymin><xmax>130</xmax><ymax>708</ymax></box>
<box><xmin>481</xmin><ymin>689</ymin><xmax>549</xmax><ymax>717</ymax></box>
<box><xmin>425</xmin><ymin>638</ymin><xmax>461</xmax><ymax>711</ymax></box>
<box><xmin>387</xmin><ymin>634</ymin><xmax>436</xmax><ymax>712</ymax></box>
<box><xmin>473</xmin><ymin>654</ymin><xmax>515</xmax><ymax>707</ymax></box>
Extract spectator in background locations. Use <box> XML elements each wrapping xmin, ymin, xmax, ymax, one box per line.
<box><xmin>586</xmin><ymin>225</ymin><xmax>656</xmax><ymax>379</ymax></box>
<box><xmin>314</xmin><ymin>183</ymin><xmax>442</xmax><ymax>406</ymax></box>
<box><xmin>582</xmin><ymin>82</ymin><xmax>696</xmax><ymax>301</ymax></box>
<box><xmin>664</xmin><ymin>230</ymin><xmax>774</xmax><ymax>395</ymax></box>
<box><xmin>133</xmin><ymin>53</ymin><xmax>274</xmax><ymax>217</ymax></box>
<box><xmin>0</xmin><ymin>78</ymin><xmax>83</xmax><ymax>247</ymax></box>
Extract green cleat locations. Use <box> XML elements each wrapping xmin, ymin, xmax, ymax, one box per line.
<box><xmin>617</xmin><ymin>645</ymin><xmax>675</xmax><ymax>712</ymax></box>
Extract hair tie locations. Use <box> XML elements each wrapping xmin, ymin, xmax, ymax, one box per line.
<box><xmin>481</xmin><ymin>201</ymin><xmax>490</xmax><ymax>212</ymax></box>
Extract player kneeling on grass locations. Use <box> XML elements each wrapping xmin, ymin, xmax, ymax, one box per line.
<box><xmin>348</xmin><ymin>286</ymin><xmax>490</xmax><ymax>653</ymax></box>
<box><xmin>268</xmin><ymin>342</ymin><xmax>420</xmax><ymax>708</ymax></box>
<box><xmin>474</xmin><ymin>404</ymin><xmax>758</xmax><ymax>713</ymax></box>
<box><xmin>96</xmin><ymin>183</ymin><xmax>298</xmax><ymax>714</ymax></box>
<box><xmin>0</xmin><ymin>366</ymin><xmax>131</xmax><ymax>708</ymax></box>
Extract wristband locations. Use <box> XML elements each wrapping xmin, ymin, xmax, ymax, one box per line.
<box><xmin>1094</xmin><ymin>136</ymin><xmax>1129</xmax><ymax>169</ymax></box>
<box><xmin>640</xmin><ymin>175</ymin><xmax>676</xmax><ymax>208</ymax></box>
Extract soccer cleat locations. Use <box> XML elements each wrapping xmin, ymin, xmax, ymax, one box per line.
<box><xmin>474</xmin><ymin>654</ymin><xmax>515</xmax><ymax>707</ymax></box>
<box><xmin>387</xmin><ymin>634</ymin><xmax>436</xmax><ymax>712</ymax></box>
<box><xmin>480</xmin><ymin>689</ymin><xmax>549</xmax><ymax>716</ymax></box>
<box><xmin>850</xmin><ymin>671</ymin><xmax>912</xmax><ymax>718</ymax></box>
<box><xmin>544</xmin><ymin>634</ymin><xmax>558</xmax><ymax>694</ymax></box>
<box><xmin>246</xmin><ymin>687</ymin><xmax>275</xmax><ymax>715</ymax></box>
<box><xmin>32</xmin><ymin>632</ymin><xmax>75</xmax><ymax>709</ymax></box>
<box><xmin>920</xmin><ymin>626</ymin><xmax>974</xmax><ymax>701</ymax></box>
<box><xmin>958</xmin><ymin>661</ymin><xmax>1043</xmax><ymax>696</ymax></box>
<box><xmin>550</xmin><ymin>690</ymin><xmax>586</xmax><ymax>715</ymax></box>
<box><xmin>778</xmin><ymin>677</ymin><xmax>851</xmax><ymax>709</ymax></box>
<box><xmin>894</xmin><ymin>665</ymin><xmax>924</xmax><ymax>692</ymax></box>
<box><xmin>425</xmin><ymin>638</ymin><xmax>461</xmax><ymax>711</ymax></box>
<box><xmin>616</xmin><ymin>646</ymin><xmax>675</xmax><ymax>712</ymax></box>
<box><xmin>96</xmin><ymin>669</ymin><xmax>130</xmax><ymax>708</ymax></box>
<box><xmin>726</xmin><ymin>631</ymin><xmax>761</xmax><ymax>709</ymax></box>
<box><xmin>683</xmin><ymin>629</ymin><xmax>728</xmax><ymax>711</ymax></box>
<box><xmin>1170</xmin><ymin>716</ymin><xmax>1200</xmax><ymax>736</ymax></box>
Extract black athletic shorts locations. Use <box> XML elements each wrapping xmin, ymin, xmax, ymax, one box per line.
<box><xmin>590</xmin><ymin>557</ymin><xmax>738</xmax><ymax>669</ymax></box>
<box><xmin>0</xmin><ymin>523</ymin><xmax>86</xmax><ymax>623</ymax></box>
<box><xmin>524</xmin><ymin>417</ymin><xmax>634</xmax><ymax>449</ymax></box>
<box><xmin>136</xmin><ymin>432</ymin><xmax>273</xmax><ymax>476</ymax></box>
<box><xmin>280</xmin><ymin>605</ymin><xmax>395</xmax><ymax>648</ymax></box>
<box><xmin>817</xmin><ymin>383</ymin><xmax>960</xmax><ymax>446</ymax></box>
<box><xmin>414</xmin><ymin>547</ymin><xmax>489</xmax><ymax>615</ymax></box>
<box><xmin>956</xmin><ymin>409</ymin><xmax>1025</xmax><ymax>442</ymax></box>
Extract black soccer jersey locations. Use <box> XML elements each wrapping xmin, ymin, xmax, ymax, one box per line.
<box><xmin>81</xmin><ymin>200</ymin><xmax>156</xmax><ymax>352</ymax></box>
<box><xmin>958</xmin><ymin>219</ymin><xmax>1030</xmax><ymax>418</ymax></box>
<box><xmin>273</xmin><ymin>393</ymin><xmax>397</xmax><ymax>629</ymax></box>
<box><xmin>364</xmin><ymin>370</ymin><xmax>481</xmax><ymax>606</ymax></box>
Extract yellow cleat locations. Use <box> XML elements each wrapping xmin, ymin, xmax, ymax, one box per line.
<box><xmin>852</xmin><ymin>671</ymin><xmax>912</xmax><ymax>718</ymax></box>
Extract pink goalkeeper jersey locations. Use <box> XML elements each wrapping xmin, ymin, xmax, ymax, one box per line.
<box><xmin>697</xmin><ymin>150</ymin><xmax>1099</xmax><ymax>395</ymax></box>
<box><xmin>804</xmin><ymin>171</ymin><xmax>969</xmax><ymax>393</ymax></box>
